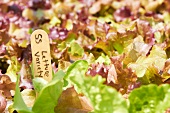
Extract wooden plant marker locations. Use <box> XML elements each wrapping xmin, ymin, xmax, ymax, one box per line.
<box><xmin>31</xmin><ymin>29</ymin><xmax>52</xmax><ymax>82</ymax></box>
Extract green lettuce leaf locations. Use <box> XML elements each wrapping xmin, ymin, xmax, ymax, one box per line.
<box><xmin>95</xmin><ymin>53</ymin><xmax>111</xmax><ymax>65</ymax></box>
<box><xmin>65</xmin><ymin>60</ymin><xmax>88</xmax><ymax>92</ymax></box>
<box><xmin>13</xmin><ymin>70</ymin><xmax>65</xmax><ymax>113</ymax></box>
<box><xmin>32</xmin><ymin>78</ymin><xmax>48</xmax><ymax>93</ymax></box>
<box><xmin>70</xmin><ymin>41</ymin><xmax>84</xmax><ymax>56</ymax></box>
<box><xmin>32</xmin><ymin>70</ymin><xmax>65</xmax><ymax>113</ymax></box>
<box><xmin>13</xmin><ymin>74</ymin><xmax>32</xmax><ymax>113</ymax></box>
<box><xmin>129</xmin><ymin>84</ymin><xmax>170</xmax><ymax>113</ymax></box>
<box><xmin>65</xmin><ymin>60</ymin><xmax>128</xmax><ymax>113</ymax></box>
<box><xmin>113</xmin><ymin>42</ymin><xmax>124</xmax><ymax>54</ymax></box>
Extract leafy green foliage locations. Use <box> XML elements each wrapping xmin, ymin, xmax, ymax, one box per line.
<box><xmin>95</xmin><ymin>53</ymin><xmax>111</xmax><ymax>65</ymax></box>
<box><xmin>13</xmin><ymin>70</ymin><xmax>65</xmax><ymax>113</ymax></box>
<box><xmin>128</xmin><ymin>45</ymin><xmax>166</xmax><ymax>83</ymax></box>
<box><xmin>3</xmin><ymin>0</ymin><xmax>170</xmax><ymax>112</ymax></box>
<box><xmin>32</xmin><ymin>78</ymin><xmax>48</xmax><ymax>93</ymax></box>
<box><xmin>86</xmin><ymin>76</ymin><xmax>128</xmax><ymax>113</ymax></box>
<box><xmin>65</xmin><ymin>60</ymin><xmax>89</xmax><ymax>92</ymax></box>
<box><xmin>70</xmin><ymin>41</ymin><xmax>84</xmax><ymax>56</ymax></box>
<box><xmin>129</xmin><ymin>84</ymin><xmax>170</xmax><ymax>113</ymax></box>
<box><xmin>32</xmin><ymin>70</ymin><xmax>64</xmax><ymax>113</ymax></box>
<box><xmin>13</xmin><ymin>74</ymin><xmax>32</xmax><ymax>113</ymax></box>
<box><xmin>65</xmin><ymin>60</ymin><xmax>128</xmax><ymax>113</ymax></box>
<box><xmin>6</xmin><ymin>56</ymin><xmax>21</xmax><ymax>82</ymax></box>
<box><xmin>113</xmin><ymin>42</ymin><xmax>124</xmax><ymax>54</ymax></box>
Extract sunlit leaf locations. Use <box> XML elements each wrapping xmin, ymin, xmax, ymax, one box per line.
<box><xmin>21</xmin><ymin>89</ymin><xmax>36</xmax><ymax>108</ymax></box>
<box><xmin>32</xmin><ymin>70</ymin><xmax>65</xmax><ymax>113</ymax></box>
<box><xmin>65</xmin><ymin>60</ymin><xmax>128</xmax><ymax>113</ymax></box>
<box><xmin>70</xmin><ymin>41</ymin><xmax>84</xmax><ymax>56</ymax></box>
<box><xmin>129</xmin><ymin>84</ymin><xmax>170</xmax><ymax>113</ymax></box>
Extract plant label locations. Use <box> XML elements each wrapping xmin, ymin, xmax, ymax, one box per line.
<box><xmin>31</xmin><ymin>29</ymin><xmax>52</xmax><ymax>82</ymax></box>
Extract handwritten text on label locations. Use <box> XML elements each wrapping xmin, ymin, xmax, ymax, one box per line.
<box><xmin>31</xmin><ymin>30</ymin><xmax>52</xmax><ymax>82</ymax></box>
<box><xmin>34</xmin><ymin>51</ymin><xmax>49</xmax><ymax>77</ymax></box>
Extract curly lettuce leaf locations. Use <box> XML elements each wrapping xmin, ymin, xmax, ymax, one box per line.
<box><xmin>95</xmin><ymin>53</ymin><xmax>111</xmax><ymax>65</ymax></box>
<box><xmin>70</xmin><ymin>41</ymin><xmax>84</xmax><ymax>57</ymax></box>
<box><xmin>128</xmin><ymin>45</ymin><xmax>166</xmax><ymax>83</ymax></box>
<box><xmin>129</xmin><ymin>84</ymin><xmax>170</xmax><ymax>113</ymax></box>
<box><xmin>65</xmin><ymin>60</ymin><xmax>128</xmax><ymax>113</ymax></box>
